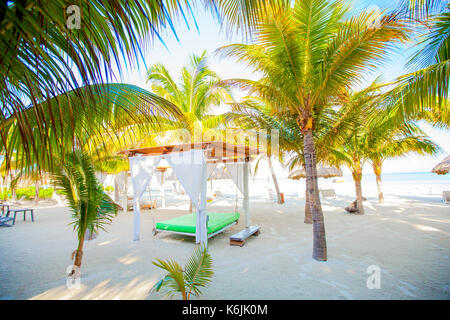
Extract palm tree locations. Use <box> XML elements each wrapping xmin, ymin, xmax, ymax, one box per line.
<box><xmin>151</xmin><ymin>245</ymin><xmax>213</xmax><ymax>300</ymax></box>
<box><xmin>366</xmin><ymin>121</ymin><xmax>440</xmax><ymax>203</ymax></box>
<box><xmin>146</xmin><ymin>51</ymin><xmax>233</xmax><ymax>144</ymax></box>
<box><xmin>227</xmin><ymin>97</ymin><xmax>291</xmax><ymax>204</ymax></box>
<box><xmin>229</xmin><ymin>92</ymin><xmax>364</xmax><ymax>223</ymax></box>
<box><xmin>51</xmin><ymin>150</ymin><xmax>117</xmax><ymax>273</ymax></box>
<box><xmin>330</xmin><ymin>88</ymin><xmax>439</xmax><ymax>211</ymax></box>
<box><xmin>328</xmin><ymin>86</ymin><xmax>384</xmax><ymax>214</ymax></box>
<box><xmin>2</xmin><ymin>83</ymin><xmax>183</xmax><ymax>174</ymax></box>
<box><xmin>216</xmin><ymin>0</ymin><xmax>410</xmax><ymax>260</ymax></box>
<box><xmin>0</xmin><ymin>0</ymin><xmax>281</xmax><ymax>172</ymax></box>
<box><xmin>389</xmin><ymin>1</ymin><xmax>449</xmax><ymax>126</ymax></box>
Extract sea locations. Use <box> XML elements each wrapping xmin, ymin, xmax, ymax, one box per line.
<box><xmin>249</xmin><ymin>172</ymin><xmax>450</xmax><ymax>199</ymax></box>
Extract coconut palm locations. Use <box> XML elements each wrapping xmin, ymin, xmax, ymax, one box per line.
<box><xmin>216</xmin><ymin>0</ymin><xmax>410</xmax><ymax>260</ymax></box>
<box><xmin>330</xmin><ymin>90</ymin><xmax>439</xmax><ymax>211</ymax></box>
<box><xmin>226</xmin><ymin>97</ymin><xmax>292</xmax><ymax>204</ymax></box>
<box><xmin>229</xmin><ymin>91</ymin><xmax>365</xmax><ymax>223</ymax></box>
<box><xmin>51</xmin><ymin>150</ymin><xmax>117</xmax><ymax>273</ymax></box>
<box><xmin>146</xmin><ymin>51</ymin><xmax>234</xmax><ymax>144</ymax></box>
<box><xmin>1</xmin><ymin>83</ymin><xmax>183</xmax><ymax>174</ymax></box>
<box><xmin>0</xmin><ymin>0</ymin><xmax>283</xmax><ymax>173</ymax></box>
<box><xmin>366</xmin><ymin>120</ymin><xmax>440</xmax><ymax>203</ymax></box>
<box><xmin>389</xmin><ymin>1</ymin><xmax>449</xmax><ymax>126</ymax></box>
<box><xmin>151</xmin><ymin>245</ymin><xmax>213</xmax><ymax>300</ymax></box>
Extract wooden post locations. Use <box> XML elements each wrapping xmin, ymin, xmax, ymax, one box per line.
<box><xmin>160</xmin><ymin>171</ymin><xmax>166</xmax><ymax>208</ymax></box>
<box><xmin>267</xmin><ymin>156</ymin><xmax>282</xmax><ymax>204</ymax></box>
<box><xmin>196</xmin><ymin>154</ymin><xmax>208</xmax><ymax>246</ymax></box>
<box><xmin>243</xmin><ymin>160</ymin><xmax>250</xmax><ymax>229</ymax></box>
<box><xmin>114</xmin><ymin>175</ymin><xmax>120</xmax><ymax>203</ymax></box>
<box><xmin>133</xmin><ymin>198</ymin><xmax>140</xmax><ymax>241</ymax></box>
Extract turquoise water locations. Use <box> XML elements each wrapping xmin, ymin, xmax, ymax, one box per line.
<box><xmin>352</xmin><ymin>172</ymin><xmax>449</xmax><ymax>185</ymax></box>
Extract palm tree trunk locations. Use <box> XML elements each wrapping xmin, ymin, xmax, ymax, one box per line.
<box><xmin>34</xmin><ymin>179</ymin><xmax>40</xmax><ymax>204</ymax></box>
<box><xmin>303</xmin><ymin>130</ymin><xmax>327</xmax><ymax>261</ymax></box>
<box><xmin>372</xmin><ymin>162</ymin><xmax>384</xmax><ymax>203</ymax></box>
<box><xmin>70</xmin><ymin>230</ymin><xmax>86</xmax><ymax>276</ymax></box>
<box><xmin>304</xmin><ymin>186</ymin><xmax>312</xmax><ymax>224</ymax></box>
<box><xmin>267</xmin><ymin>156</ymin><xmax>282</xmax><ymax>204</ymax></box>
<box><xmin>74</xmin><ymin>234</ymin><xmax>85</xmax><ymax>268</ymax></box>
<box><xmin>352</xmin><ymin>169</ymin><xmax>365</xmax><ymax>214</ymax></box>
<box><xmin>10</xmin><ymin>172</ymin><xmax>17</xmax><ymax>201</ymax></box>
<box><xmin>375</xmin><ymin>174</ymin><xmax>383</xmax><ymax>203</ymax></box>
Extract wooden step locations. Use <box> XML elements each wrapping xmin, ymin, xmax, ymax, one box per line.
<box><xmin>229</xmin><ymin>226</ymin><xmax>261</xmax><ymax>247</ymax></box>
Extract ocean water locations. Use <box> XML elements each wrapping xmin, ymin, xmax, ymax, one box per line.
<box><xmin>250</xmin><ymin>172</ymin><xmax>449</xmax><ymax>199</ymax></box>
<box><xmin>106</xmin><ymin>171</ymin><xmax>449</xmax><ymax>202</ymax></box>
<box><xmin>358</xmin><ymin>171</ymin><xmax>449</xmax><ymax>185</ymax></box>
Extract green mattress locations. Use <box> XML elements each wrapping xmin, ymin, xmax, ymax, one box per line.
<box><xmin>156</xmin><ymin>212</ymin><xmax>240</xmax><ymax>234</ymax></box>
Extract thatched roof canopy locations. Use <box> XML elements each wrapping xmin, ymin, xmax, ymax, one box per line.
<box><xmin>432</xmin><ymin>155</ymin><xmax>450</xmax><ymax>175</ymax></box>
<box><xmin>119</xmin><ymin>141</ymin><xmax>260</xmax><ymax>163</ymax></box>
<box><xmin>288</xmin><ymin>165</ymin><xmax>343</xmax><ymax>180</ymax></box>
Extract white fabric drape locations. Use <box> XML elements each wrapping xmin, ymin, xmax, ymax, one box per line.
<box><xmin>115</xmin><ymin>171</ymin><xmax>127</xmax><ymax>193</ymax></box>
<box><xmin>129</xmin><ymin>155</ymin><xmax>161</xmax><ymax>240</ymax></box>
<box><xmin>206</xmin><ymin>163</ymin><xmax>217</xmax><ymax>179</ymax></box>
<box><xmin>225</xmin><ymin>162</ymin><xmax>246</xmax><ymax>194</ymax></box>
<box><xmin>95</xmin><ymin>172</ymin><xmax>108</xmax><ymax>184</ymax></box>
<box><xmin>165</xmin><ymin>150</ymin><xmax>205</xmax><ymax>209</ymax></box>
<box><xmin>165</xmin><ymin>150</ymin><xmax>208</xmax><ymax>244</ymax></box>
<box><xmin>155</xmin><ymin>171</ymin><xmax>163</xmax><ymax>185</ymax></box>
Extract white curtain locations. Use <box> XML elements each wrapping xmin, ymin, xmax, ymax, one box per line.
<box><xmin>129</xmin><ymin>155</ymin><xmax>161</xmax><ymax>240</ymax></box>
<box><xmin>206</xmin><ymin>163</ymin><xmax>217</xmax><ymax>179</ymax></box>
<box><xmin>95</xmin><ymin>172</ymin><xmax>108</xmax><ymax>185</ymax></box>
<box><xmin>155</xmin><ymin>171</ymin><xmax>164</xmax><ymax>185</ymax></box>
<box><xmin>165</xmin><ymin>150</ymin><xmax>206</xmax><ymax>209</ymax></box>
<box><xmin>115</xmin><ymin>171</ymin><xmax>127</xmax><ymax>193</ymax></box>
<box><xmin>165</xmin><ymin>150</ymin><xmax>208</xmax><ymax>244</ymax></box>
<box><xmin>225</xmin><ymin>162</ymin><xmax>246</xmax><ymax>194</ymax></box>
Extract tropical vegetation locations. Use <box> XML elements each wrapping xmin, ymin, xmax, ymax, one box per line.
<box><xmin>217</xmin><ymin>0</ymin><xmax>411</xmax><ymax>261</ymax></box>
<box><xmin>0</xmin><ymin>0</ymin><xmax>447</xmax><ymax>270</ymax></box>
<box><xmin>51</xmin><ymin>151</ymin><xmax>118</xmax><ymax>274</ymax></box>
<box><xmin>151</xmin><ymin>245</ymin><xmax>213</xmax><ymax>300</ymax></box>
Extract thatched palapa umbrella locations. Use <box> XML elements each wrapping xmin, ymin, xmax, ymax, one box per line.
<box><xmin>288</xmin><ymin>164</ymin><xmax>343</xmax><ymax>179</ymax></box>
<box><xmin>431</xmin><ymin>155</ymin><xmax>450</xmax><ymax>175</ymax></box>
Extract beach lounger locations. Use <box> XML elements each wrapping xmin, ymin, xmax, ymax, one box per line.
<box><xmin>0</xmin><ymin>216</ymin><xmax>14</xmax><ymax>227</ymax></box>
<box><xmin>229</xmin><ymin>226</ymin><xmax>261</xmax><ymax>247</ymax></box>
<box><xmin>443</xmin><ymin>191</ymin><xmax>450</xmax><ymax>204</ymax></box>
<box><xmin>6</xmin><ymin>208</ymin><xmax>34</xmax><ymax>225</ymax></box>
<box><xmin>0</xmin><ymin>203</ymin><xmax>11</xmax><ymax>215</ymax></box>
<box><xmin>154</xmin><ymin>212</ymin><xmax>239</xmax><ymax>239</ymax></box>
<box><xmin>320</xmin><ymin>189</ymin><xmax>336</xmax><ymax>198</ymax></box>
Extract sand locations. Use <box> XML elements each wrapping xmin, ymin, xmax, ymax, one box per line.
<box><xmin>0</xmin><ymin>178</ymin><xmax>449</xmax><ymax>300</ymax></box>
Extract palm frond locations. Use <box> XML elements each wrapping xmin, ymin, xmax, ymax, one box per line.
<box><xmin>184</xmin><ymin>245</ymin><xmax>213</xmax><ymax>299</ymax></box>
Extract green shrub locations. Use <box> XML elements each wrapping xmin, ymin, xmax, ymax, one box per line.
<box><xmin>0</xmin><ymin>186</ymin><xmax>54</xmax><ymax>199</ymax></box>
<box><xmin>16</xmin><ymin>187</ymin><xmax>34</xmax><ymax>200</ymax></box>
<box><xmin>39</xmin><ymin>188</ymin><xmax>54</xmax><ymax>198</ymax></box>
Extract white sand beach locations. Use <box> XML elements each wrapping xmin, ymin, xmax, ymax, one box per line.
<box><xmin>0</xmin><ymin>176</ymin><xmax>449</xmax><ymax>300</ymax></box>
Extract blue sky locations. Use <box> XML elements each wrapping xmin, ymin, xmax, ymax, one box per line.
<box><xmin>115</xmin><ymin>0</ymin><xmax>449</xmax><ymax>175</ymax></box>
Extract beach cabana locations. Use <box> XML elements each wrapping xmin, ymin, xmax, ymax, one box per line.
<box><xmin>432</xmin><ymin>155</ymin><xmax>450</xmax><ymax>175</ymax></box>
<box><xmin>288</xmin><ymin>165</ymin><xmax>343</xmax><ymax>179</ymax></box>
<box><xmin>121</xmin><ymin>142</ymin><xmax>261</xmax><ymax>245</ymax></box>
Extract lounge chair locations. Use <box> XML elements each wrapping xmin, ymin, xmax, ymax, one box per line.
<box><xmin>320</xmin><ymin>189</ymin><xmax>336</xmax><ymax>198</ymax></box>
<box><xmin>0</xmin><ymin>216</ymin><xmax>14</xmax><ymax>227</ymax></box>
<box><xmin>229</xmin><ymin>226</ymin><xmax>260</xmax><ymax>247</ymax></box>
<box><xmin>443</xmin><ymin>191</ymin><xmax>450</xmax><ymax>204</ymax></box>
<box><xmin>6</xmin><ymin>208</ymin><xmax>35</xmax><ymax>224</ymax></box>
